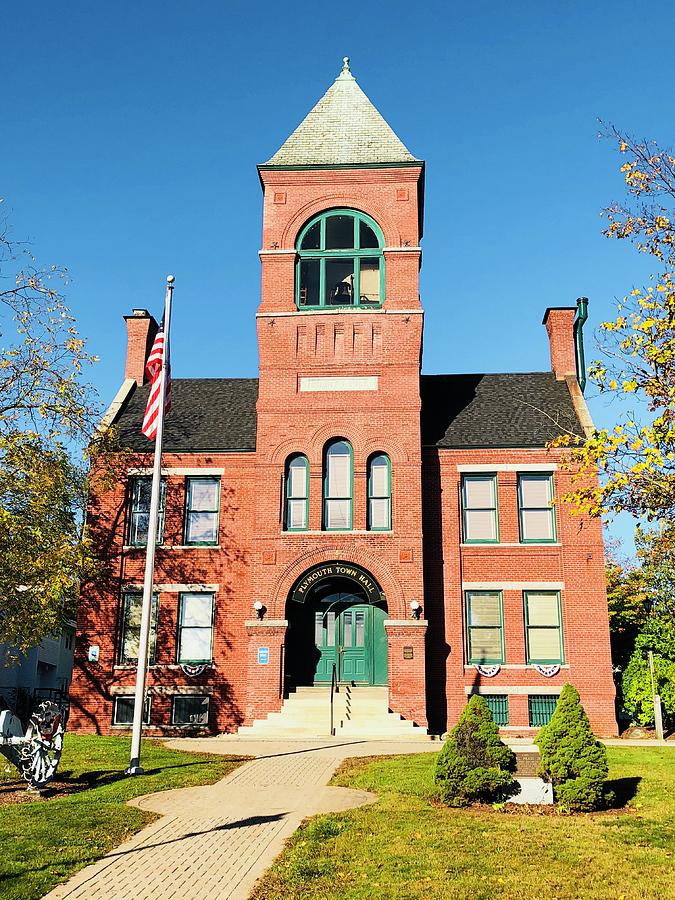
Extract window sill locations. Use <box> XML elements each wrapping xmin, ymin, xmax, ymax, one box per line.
<box><xmin>282</xmin><ymin>530</ymin><xmax>393</xmax><ymax>536</ymax></box>
<box><xmin>463</xmin><ymin>664</ymin><xmax>570</xmax><ymax>671</ymax></box>
<box><xmin>114</xmin><ymin>664</ymin><xmax>214</xmax><ymax>671</ymax></box>
<box><xmin>123</xmin><ymin>545</ymin><xmax>221</xmax><ymax>551</ymax></box>
<box><xmin>111</xmin><ymin>723</ymin><xmax>151</xmax><ymax>729</ymax></box>
<box><xmin>460</xmin><ymin>542</ymin><xmax>561</xmax><ymax>548</ymax></box>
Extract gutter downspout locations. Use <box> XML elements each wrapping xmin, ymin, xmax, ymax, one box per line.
<box><xmin>573</xmin><ymin>297</ymin><xmax>589</xmax><ymax>392</ymax></box>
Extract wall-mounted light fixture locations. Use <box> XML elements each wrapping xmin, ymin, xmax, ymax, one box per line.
<box><xmin>253</xmin><ymin>601</ymin><xmax>265</xmax><ymax>620</ymax></box>
<box><xmin>410</xmin><ymin>600</ymin><xmax>421</xmax><ymax>620</ymax></box>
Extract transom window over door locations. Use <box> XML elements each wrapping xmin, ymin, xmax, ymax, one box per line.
<box><xmin>296</xmin><ymin>210</ymin><xmax>384</xmax><ymax>309</ymax></box>
<box><xmin>323</xmin><ymin>439</ymin><xmax>353</xmax><ymax>530</ymax></box>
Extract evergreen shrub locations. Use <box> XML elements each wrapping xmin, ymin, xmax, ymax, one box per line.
<box><xmin>434</xmin><ymin>695</ymin><xmax>516</xmax><ymax>807</ymax></box>
<box><xmin>535</xmin><ymin>683</ymin><xmax>608</xmax><ymax>812</ymax></box>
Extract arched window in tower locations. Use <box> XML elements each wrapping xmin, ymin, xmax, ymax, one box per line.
<box><xmin>367</xmin><ymin>453</ymin><xmax>391</xmax><ymax>530</ymax></box>
<box><xmin>296</xmin><ymin>210</ymin><xmax>384</xmax><ymax>309</ymax></box>
<box><xmin>323</xmin><ymin>439</ymin><xmax>353</xmax><ymax>530</ymax></box>
<box><xmin>284</xmin><ymin>454</ymin><xmax>309</xmax><ymax>531</ymax></box>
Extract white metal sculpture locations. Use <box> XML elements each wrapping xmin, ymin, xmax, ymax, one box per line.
<box><xmin>0</xmin><ymin>700</ymin><xmax>67</xmax><ymax>788</ymax></box>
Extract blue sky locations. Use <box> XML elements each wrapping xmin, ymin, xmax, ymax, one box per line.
<box><xmin>3</xmin><ymin>0</ymin><xmax>672</xmax><ymax>551</ymax></box>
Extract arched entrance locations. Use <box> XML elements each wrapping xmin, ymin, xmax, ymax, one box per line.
<box><xmin>285</xmin><ymin>561</ymin><xmax>388</xmax><ymax>688</ymax></box>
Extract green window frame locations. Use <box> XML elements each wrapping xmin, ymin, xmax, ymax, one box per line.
<box><xmin>367</xmin><ymin>453</ymin><xmax>391</xmax><ymax>531</ymax></box>
<box><xmin>128</xmin><ymin>476</ymin><xmax>167</xmax><ymax>546</ymax></box>
<box><xmin>284</xmin><ymin>455</ymin><xmax>309</xmax><ymax>531</ymax></box>
<box><xmin>171</xmin><ymin>695</ymin><xmax>210</xmax><ymax>726</ymax></box>
<box><xmin>465</xmin><ymin>590</ymin><xmax>505</xmax><ymax>664</ymax></box>
<box><xmin>524</xmin><ymin>591</ymin><xmax>564</xmax><ymax>664</ymax></box>
<box><xmin>518</xmin><ymin>473</ymin><xmax>556</xmax><ymax>543</ymax></box>
<box><xmin>461</xmin><ymin>474</ymin><xmax>499</xmax><ymax>543</ymax></box>
<box><xmin>112</xmin><ymin>694</ymin><xmax>151</xmax><ymax>726</ymax></box>
<box><xmin>177</xmin><ymin>592</ymin><xmax>215</xmax><ymax>664</ymax></box>
<box><xmin>482</xmin><ymin>694</ymin><xmax>509</xmax><ymax>726</ymax></box>
<box><xmin>528</xmin><ymin>694</ymin><xmax>558</xmax><ymax>727</ymax></box>
<box><xmin>118</xmin><ymin>592</ymin><xmax>159</xmax><ymax>665</ymax></box>
<box><xmin>323</xmin><ymin>439</ymin><xmax>353</xmax><ymax>530</ymax></box>
<box><xmin>295</xmin><ymin>209</ymin><xmax>385</xmax><ymax>309</ymax></box>
<box><xmin>184</xmin><ymin>476</ymin><xmax>220</xmax><ymax>545</ymax></box>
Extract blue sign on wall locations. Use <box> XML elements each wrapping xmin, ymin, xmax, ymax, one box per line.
<box><xmin>258</xmin><ymin>647</ymin><xmax>270</xmax><ymax>665</ymax></box>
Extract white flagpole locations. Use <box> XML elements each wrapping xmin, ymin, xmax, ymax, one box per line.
<box><xmin>127</xmin><ymin>274</ymin><xmax>174</xmax><ymax>775</ymax></box>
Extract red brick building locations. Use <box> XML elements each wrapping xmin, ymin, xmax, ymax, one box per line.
<box><xmin>70</xmin><ymin>60</ymin><xmax>617</xmax><ymax>737</ymax></box>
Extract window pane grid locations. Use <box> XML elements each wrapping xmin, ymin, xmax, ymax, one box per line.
<box><xmin>462</xmin><ymin>475</ymin><xmax>498</xmax><ymax>543</ymax></box>
<box><xmin>466</xmin><ymin>591</ymin><xmax>504</xmax><ymax>663</ymax></box>
<box><xmin>297</xmin><ymin>211</ymin><xmax>384</xmax><ymax>309</ymax></box>
<box><xmin>518</xmin><ymin>474</ymin><xmax>556</xmax><ymax>542</ymax></box>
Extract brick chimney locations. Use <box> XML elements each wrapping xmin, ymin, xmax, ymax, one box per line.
<box><xmin>542</xmin><ymin>307</ymin><xmax>576</xmax><ymax>380</ymax></box>
<box><xmin>123</xmin><ymin>309</ymin><xmax>158</xmax><ymax>385</ymax></box>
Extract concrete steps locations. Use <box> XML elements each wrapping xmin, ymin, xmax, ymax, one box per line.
<box><xmin>237</xmin><ymin>685</ymin><xmax>430</xmax><ymax>739</ymax></box>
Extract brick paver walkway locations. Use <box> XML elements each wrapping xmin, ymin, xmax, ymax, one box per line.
<box><xmin>44</xmin><ymin>738</ymin><xmax>439</xmax><ymax>900</ymax></box>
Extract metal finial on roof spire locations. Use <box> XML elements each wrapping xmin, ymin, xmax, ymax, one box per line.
<box><xmin>337</xmin><ymin>56</ymin><xmax>355</xmax><ymax>81</ymax></box>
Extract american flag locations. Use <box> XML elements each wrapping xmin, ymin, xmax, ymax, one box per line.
<box><xmin>141</xmin><ymin>317</ymin><xmax>171</xmax><ymax>440</ymax></box>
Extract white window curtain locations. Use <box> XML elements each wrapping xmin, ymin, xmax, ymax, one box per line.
<box><xmin>325</xmin><ymin>441</ymin><xmax>352</xmax><ymax>529</ymax></box>
<box><xmin>525</xmin><ymin>592</ymin><xmax>562</xmax><ymax>661</ymax></box>
<box><xmin>519</xmin><ymin>475</ymin><xmax>555</xmax><ymax>541</ymax></box>
<box><xmin>286</xmin><ymin>456</ymin><xmax>308</xmax><ymax>529</ymax></box>
<box><xmin>178</xmin><ymin>593</ymin><xmax>214</xmax><ymax>663</ymax></box>
<box><xmin>463</xmin><ymin>475</ymin><xmax>497</xmax><ymax>541</ymax></box>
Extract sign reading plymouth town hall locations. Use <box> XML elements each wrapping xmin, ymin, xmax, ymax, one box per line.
<box><xmin>69</xmin><ymin>59</ymin><xmax>618</xmax><ymax>737</ymax></box>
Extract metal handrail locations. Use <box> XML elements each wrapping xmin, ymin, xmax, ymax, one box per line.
<box><xmin>330</xmin><ymin>663</ymin><xmax>339</xmax><ymax>736</ymax></box>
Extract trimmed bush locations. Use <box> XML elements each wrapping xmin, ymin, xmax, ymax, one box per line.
<box><xmin>435</xmin><ymin>695</ymin><xmax>516</xmax><ymax>807</ymax></box>
<box><xmin>535</xmin><ymin>684</ymin><xmax>608</xmax><ymax>812</ymax></box>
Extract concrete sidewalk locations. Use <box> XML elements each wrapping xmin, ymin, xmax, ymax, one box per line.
<box><xmin>43</xmin><ymin>738</ymin><xmax>439</xmax><ymax>900</ymax></box>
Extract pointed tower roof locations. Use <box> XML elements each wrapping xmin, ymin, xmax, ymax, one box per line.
<box><xmin>262</xmin><ymin>58</ymin><xmax>419</xmax><ymax>168</ymax></box>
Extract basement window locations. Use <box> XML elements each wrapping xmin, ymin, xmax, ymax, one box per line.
<box><xmin>172</xmin><ymin>695</ymin><xmax>210</xmax><ymax>726</ymax></box>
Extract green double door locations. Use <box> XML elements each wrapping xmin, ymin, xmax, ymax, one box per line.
<box><xmin>314</xmin><ymin>603</ymin><xmax>388</xmax><ymax>685</ymax></box>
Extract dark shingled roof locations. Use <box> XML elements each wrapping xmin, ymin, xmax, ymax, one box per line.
<box><xmin>114</xmin><ymin>372</ymin><xmax>580</xmax><ymax>452</ymax></box>
<box><xmin>420</xmin><ymin>372</ymin><xmax>580</xmax><ymax>448</ymax></box>
<box><xmin>116</xmin><ymin>378</ymin><xmax>259</xmax><ymax>452</ymax></box>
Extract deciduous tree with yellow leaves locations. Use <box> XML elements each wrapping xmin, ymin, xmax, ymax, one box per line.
<box><xmin>0</xmin><ymin>206</ymin><xmax>100</xmax><ymax>653</ymax></box>
<box><xmin>555</xmin><ymin>126</ymin><xmax>675</xmax><ymax>523</ymax></box>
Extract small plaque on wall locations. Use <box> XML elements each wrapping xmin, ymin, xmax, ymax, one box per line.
<box><xmin>258</xmin><ymin>647</ymin><xmax>270</xmax><ymax>665</ymax></box>
<box><xmin>403</xmin><ymin>646</ymin><xmax>414</xmax><ymax>660</ymax></box>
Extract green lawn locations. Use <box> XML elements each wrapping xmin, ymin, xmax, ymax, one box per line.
<box><xmin>0</xmin><ymin>734</ymin><xmax>244</xmax><ymax>900</ymax></box>
<box><xmin>253</xmin><ymin>748</ymin><xmax>675</xmax><ymax>900</ymax></box>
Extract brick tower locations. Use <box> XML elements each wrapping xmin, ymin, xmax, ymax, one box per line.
<box><xmin>244</xmin><ymin>58</ymin><xmax>429</xmax><ymax>725</ymax></box>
